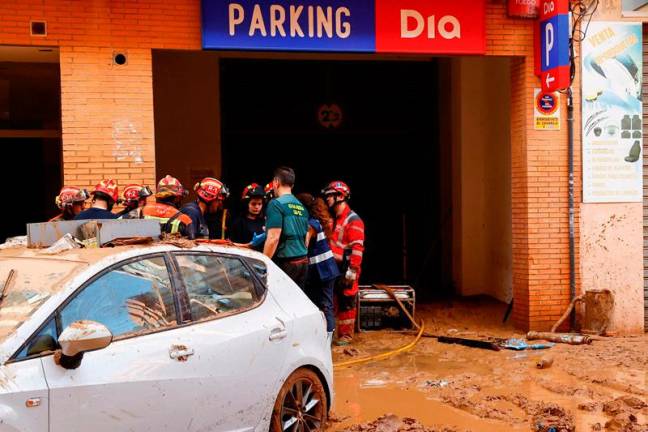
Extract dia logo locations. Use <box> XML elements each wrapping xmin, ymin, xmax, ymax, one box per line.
<box><xmin>400</xmin><ymin>10</ymin><xmax>461</xmax><ymax>39</ymax></box>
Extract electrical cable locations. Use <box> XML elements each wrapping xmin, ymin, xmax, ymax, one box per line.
<box><xmin>333</xmin><ymin>321</ymin><xmax>425</xmax><ymax>369</ymax></box>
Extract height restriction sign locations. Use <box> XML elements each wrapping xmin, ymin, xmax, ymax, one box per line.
<box><xmin>538</xmin><ymin>0</ymin><xmax>570</xmax><ymax>92</ymax></box>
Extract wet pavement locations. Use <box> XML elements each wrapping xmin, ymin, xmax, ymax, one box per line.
<box><xmin>328</xmin><ymin>300</ymin><xmax>648</xmax><ymax>431</ymax></box>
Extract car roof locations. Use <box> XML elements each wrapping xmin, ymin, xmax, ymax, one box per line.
<box><xmin>0</xmin><ymin>241</ymin><xmax>259</xmax><ymax>266</ymax></box>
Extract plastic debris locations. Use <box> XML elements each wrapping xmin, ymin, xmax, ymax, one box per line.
<box><xmin>39</xmin><ymin>233</ymin><xmax>81</xmax><ymax>255</ymax></box>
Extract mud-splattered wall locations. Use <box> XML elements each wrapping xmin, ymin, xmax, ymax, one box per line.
<box><xmin>580</xmin><ymin>204</ymin><xmax>644</xmax><ymax>334</ymax></box>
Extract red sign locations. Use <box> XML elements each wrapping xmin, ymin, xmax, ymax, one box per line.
<box><xmin>508</xmin><ymin>0</ymin><xmax>539</xmax><ymax>18</ymax></box>
<box><xmin>374</xmin><ymin>0</ymin><xmax>486</xmax><ymax>54</ymax></box>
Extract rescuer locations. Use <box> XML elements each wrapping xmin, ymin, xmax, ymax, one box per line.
<box><xmin>230</xmin><ymin>183</ymin><xmax>266</xmax><ymax>246</ymax></box>
<box><xmin>74</xmin><ymin>179</ymin><xmax>119</xmax><ymax>220</ymax></box>
<box><xmin>181</xmin><ymin>177</ymin><xmax>230</xmax><ymax>239</ymax></box>
<box><xmin>322</xmin><ymin>180</ymin><xmax>365</xmax><ymax>346</ymax></box>
<box><xmin>140</xmin><ymin>175</ymin><xmax>194</xmax><ymax>237</ymax></box>
<box><xmin>117</xmin><ymin>184</ymin><xmax>153</xmax><ymax>218</ymax></box>
<box><xmin>49</xmin><ymin>186</ymin><xmax>90</xmax><ymax>222</ymax></box>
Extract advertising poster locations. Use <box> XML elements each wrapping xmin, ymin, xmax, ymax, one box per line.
<box><xmin>534</xmin><ymin>89</ymin><xmax>561</xmax><ymax>130</ymax></box>
<box><xmin>582</xmin><ymin>22</ymin><xmax>643</xmax><ymax>203</ymax></box>
<box><xmin>622</xmin><ymin>0</ymin><xmax>648</xmax><ymax>17</ymax></box>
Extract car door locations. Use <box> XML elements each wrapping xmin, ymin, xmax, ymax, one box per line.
<box><xmin>0</xmin><ymin>357</ymin><xmax>49</xmax><ymax>431</ymax></box>
<box><xmin>41</xmin><ymin>254</ymin><xmax>199</xmax><ymax>432</ymax></box>
<box><xmin>166</xmin><ymin>252</ymin><xmax>292</xmax><ymax>432</ymax></box>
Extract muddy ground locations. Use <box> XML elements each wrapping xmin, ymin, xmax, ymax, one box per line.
<box><xmin>329</xmin><ymin>299</ymin><xmax>648</xmax><ymax>432</ymax></box>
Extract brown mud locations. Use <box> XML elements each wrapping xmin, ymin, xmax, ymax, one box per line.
<box><xmin>330</xmin><ymin>299</ymin><xmax>648</xmax><ymax>432</ymax></box>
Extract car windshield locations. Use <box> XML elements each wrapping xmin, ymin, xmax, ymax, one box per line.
<box><xmin>0</xmin><ymin>258</ymin><xmax>82</xmax><ymax>344</ymax></box>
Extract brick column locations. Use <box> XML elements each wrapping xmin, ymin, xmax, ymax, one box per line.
<box><xmin>60</xmin><ymin>47</ymin><xmax>156</xmax><ymax>192</ymax></box>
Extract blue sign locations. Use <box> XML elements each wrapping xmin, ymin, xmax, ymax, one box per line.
<box><xmin>538</xmin><ymin>0</ymin><xmax>571</xmax><ymax>92</ymax></box>
<box><xmin>539</xmin><ymin>14</ymin><xmax>569</xmax><ymax>72</ymax></box>
<box><xmin>202</xmin><ymin>0</ymin><xmax>376</xmax><ymax>52</ymax></box>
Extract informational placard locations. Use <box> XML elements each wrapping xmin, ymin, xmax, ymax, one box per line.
<box><xmin>201</xmin><ymin>0</ymin><xmax>486</xmax><ymax>54</ymax></box>
<box><xmin>534</xmin><ymin>89</ymin><xmax>560</xmax><ymax>130</ymax></box>
<box><xmin>582</xmin><ymin>22</ymin><xmax>643</xmax><ymax>203</ymax></box>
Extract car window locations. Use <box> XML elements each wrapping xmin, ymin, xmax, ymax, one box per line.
<box><xmin>59</xmin><ymin>256</ymin><xmax>177</xmax><ymax>339</ymax></box>
<box><xmin>175</xmin><ymin>254</ymin><xmax>259</xmax><ymax>321</ymax></box>
<box><xmin>14</xmin><ymin>317</ymin><xmax>57</xmax><ymax>360</ymax></box>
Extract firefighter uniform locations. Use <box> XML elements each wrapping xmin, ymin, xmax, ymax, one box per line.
<box><xmin>330</xmin><ymin>204</ymin><xmax>365</xmax><ymax>340</ymax></box>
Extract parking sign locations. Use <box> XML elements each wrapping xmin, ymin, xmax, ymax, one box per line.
<box><xmin>538</xmin><ymin>0</ymin><xmax>570</xmax><ymax>92</ymax></box>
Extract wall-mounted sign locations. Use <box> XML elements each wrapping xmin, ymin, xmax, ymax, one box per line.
<box><xmin>508</xmin><ymin>0</ymin><xmax>538</xmax><ymax>18</ymax></box>
<box><xmin>318</xmin><ymin>104</ymin><xmax>343</xmax><ymax>128</ymax></box>
<box><xmin>534</xmin><ymin>89</ymin><xmax>560</xmax><ymax>130</ymax></box>
<box><xmin>622</xmin><ymin>0</ymin><xmax>648</xmax><ymax>17</ymax></box>
<box><xmin>537</xmin><ymin>0</ymin><xmax>570</xmax><ymax>92</ymax></box>
<box><xmin>582</xmin><ymin>22</ymin><xmax>643</xmax><ymax>203</ymax></box>
<box><xmin>201</xmin><ymin>0</ymin><xmax>486</xmax><ymax>54</ymax></box>
<box><xmin>374</xmin><ymin>0</ymin><xmax>486</xmax><ymax>54</ymax></box>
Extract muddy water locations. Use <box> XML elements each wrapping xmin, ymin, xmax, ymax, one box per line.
<box><xmin>329</xmin><ymin>322</ymin><xmax>648</xmax><ymax>431</ymax></box>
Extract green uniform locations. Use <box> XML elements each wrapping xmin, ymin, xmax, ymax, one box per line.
<box><xmin>265</xmin><ymin>194</ymin><xmax>309</xmax><ymax>259</ymax></box>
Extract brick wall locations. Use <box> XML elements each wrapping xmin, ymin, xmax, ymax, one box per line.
<box><xmin>0</xmin><ymin>0</ymin><xmax>581</xmax><ymax>331</ymax></box>
<box><xmin>0</xmin><ymin>0</ymin><xmax>201</xmax><ymax>191</ymax></box>
<box><xmin>486</xmin><ymin>2</ymin><xmax>582</xmax><ymax>330</ymax></box>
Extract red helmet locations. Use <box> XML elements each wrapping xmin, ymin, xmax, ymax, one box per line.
<box><xmin>156</xmin><ymin>175</ymin><xmax>187</xmax><ymax>199</ymax></box>
<box><xmin>93</xmin><ymin>179</ymin><xmax>119</xmax><ymax>204</ymax></box>
<box><xmin>194</xmin><ymin>177</ymin><xmax>229</xmax><ymax>203</ymax></box>
<box><xmin>122</xmin><ymin>184</ymin><xmax>153</xmax><ymax>203</ymax></box>
<box><xmin>264</xmin><ymin>182</ymin><xmax>275</xmax><ymax>200</ymax></box>
<box><xmin>322</xmin><ymin>181</ymin><xmax>351</xmax><ymax>199</ymax></box>
<box><xmin>56</xmin><ymin>186</ymin><xmax>89</xmax><ymax>209</ymax></box>
<box><xmin>241</xmin><ymin>183</ymin><xmax>265</xmax><ymax>200</ymax></box>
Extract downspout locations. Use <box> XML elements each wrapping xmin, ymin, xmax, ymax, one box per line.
<box><xmin>567</xmin><ymin>87</ymin><xmax>576</xmax><ymax>330</ymax></box>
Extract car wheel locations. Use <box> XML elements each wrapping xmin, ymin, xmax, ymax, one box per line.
<box><xmin>271</xmin><ymin>368</ymin><xmax>328</xmax><ymax>432</ymax></box>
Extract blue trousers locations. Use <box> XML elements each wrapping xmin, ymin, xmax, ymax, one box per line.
<box><xmin>306</xmin><ymin>277</ymin><xmax>336</xmax><ymax>333</ymax></box>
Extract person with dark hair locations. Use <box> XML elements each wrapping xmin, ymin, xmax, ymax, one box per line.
<box><xmin>230</xmin><ymin>183</ymin><xmax>266</xmax><ymax>246</ymax></box>
<box><xmin>297</xmin><ymin>193</ymin><xmax>340</xmax><ymax>341</ymax></box>
<box><xmin>322</xmin><ymin>180</ymin><xmax>365</xmax><ymax>346</ymax></box>
<box><xmin>74</xmin><ymin>179</ymin><xmax>119</xmax><ymax>220</ymax></box>
<box><xmin>263</xmin><ymin>166</ymin><xmax>309</xmax><ymax>288</ymax></box>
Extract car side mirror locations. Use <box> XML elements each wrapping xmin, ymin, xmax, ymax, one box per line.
<box><xmin>56</xmin><ymin>320</ymin><xmax>112</xmax><ymax>369</ymax></box>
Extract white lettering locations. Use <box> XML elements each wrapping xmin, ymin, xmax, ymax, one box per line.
<box><xmin>249</xmin><ymin>4</ymin><xmax>267</xmax><ymax>37</ymax></box>
<box><xmin>229</xmin><ymin>3</ymin><xmax>244</xmax><ymax>36</ymax></box>
<box><xmin>401</xmin><ymin>9</ymin><xmax>463</xmax><ymax>40</ymax></box>
<box><xmin>316</xmin><ymin>6</ymin><xmax>333</xmax><ymax>38</ymax></box>
<box><xmin>544</xmin><ymin>1</ymin><xmax>555</xmax><ymax>14</ymax></box>
<box><xmin>308</xmin><ymin>6</ymin><xmax>314</xmax><ymax>37</ymax></box>
<box><xmin>270</xmin><ymin>5</ymin><xmax>286</xmax><ymax>37</ymax></box>
<box><xmin>401</xmin><ymin>9</ymin><xmax>424</xmax><ymax>38</ymax></box>
<box><xmin>289</xmin><ymin>5</ymin><xmax>304</xmax><ymax>37</ymax></box>
<box><xmin>438</xmin><ymin>15</ymin><xmax>461</xmax><ymax>39</ymax></box>
<box><xmin>336</xmin><ymin>7</ymin><xmax>351</xmax><ymax>38</ymax></box>
<box><xmin>545</xmin><ymin>22</ymin><xmax>554</xmax><ymax>67</ymax></box>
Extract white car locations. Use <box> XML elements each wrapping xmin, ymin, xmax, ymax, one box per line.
<box><xmin>0</xmin><ymin>244</ymin><xmax>332</xmax><ymax>432</ymax></box>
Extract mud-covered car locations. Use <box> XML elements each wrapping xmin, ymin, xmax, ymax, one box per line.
<box><xmin>0</xmin><ymin>244</ymin><xmax>332</xmax><ymax>432</ymax></box>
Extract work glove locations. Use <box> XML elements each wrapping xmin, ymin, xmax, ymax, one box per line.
<box><xmin>250</xmin><ymin>231</ymin><xmax>267</xmax><ymax>248</ymax></box>
<box><xmin>342</xmin><ymin>267</ymin><xmax>358</xmax><ymax>288</ymax></box>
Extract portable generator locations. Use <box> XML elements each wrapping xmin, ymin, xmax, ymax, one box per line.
<box><xmin>357</xmin><ymin>285</ymin><xmax>416</xmax><ymax>332</ymax></box>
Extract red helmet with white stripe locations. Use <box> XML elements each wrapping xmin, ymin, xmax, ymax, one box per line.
<box><xmin>92</xmin><ymin>179</ymin><xmax>119</xmax><ymax>204</ymax></box>
<box><xmin>194</xmin><ymin>177</ymin><xmax>229</xmax><ymax>203</ymax></box>
<box><xmin>56</xmin><ymin>186</ymin><xmax>89</xmax><ymax>209</ymax></box>
<box><xmin>122</xmin><ymin>184</ymin><xmax>153</xmax><ymax>204</ymax></box>
<box><xmin>322</xmin><ymin>181</ymin><xmax>351</xmax><ymax>200</ymax></box>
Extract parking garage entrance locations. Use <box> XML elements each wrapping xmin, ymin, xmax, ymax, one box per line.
<box><xmin>154</xmin><ymin>52</ymin><xmax>512</xmax><ymax>304</ymax></box>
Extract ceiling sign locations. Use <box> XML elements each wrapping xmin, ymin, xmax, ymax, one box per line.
<box><xmin>201</xmin><ymin>0</ymin><xmax>486</xmax><ymax>54</ymax></box>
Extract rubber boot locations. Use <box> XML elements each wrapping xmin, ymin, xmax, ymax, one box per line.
<box><xmin>327</xmin><ymin>332</ymin><xmax>334</xmax><ymax>345</ymax></box>
<box><xmin>625</xmin><ymin>140</ymin><xmax>641</xmax><ymax>163</ymax></box>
